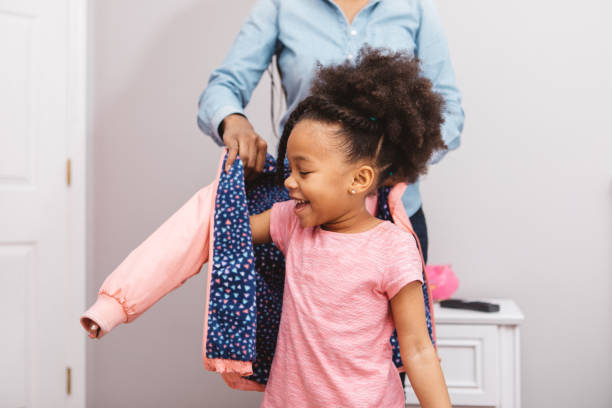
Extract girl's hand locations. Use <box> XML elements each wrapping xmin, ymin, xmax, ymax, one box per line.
<box><xmin>221</xmin><ymin>114</ymin><xmax>268</xmax><ymax>179</ymax></box>
<box><xmin>81</xmin><ymin>317</ymin><xmax>100</xmax><ymax>339</ymax></box>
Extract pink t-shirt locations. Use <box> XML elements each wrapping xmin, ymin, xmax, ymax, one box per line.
<box><xmin>262</xmin><ymin>200</ymin><xmax>424</xmax><ymax>408</ymax></box>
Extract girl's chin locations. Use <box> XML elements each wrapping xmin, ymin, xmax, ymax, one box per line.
<box><xmin>297</xmin><ymin>217</ymin><xmax>314</xmax><ymax>228</ymax></box>
<box><xmin>296</xmin><ymin>214</ymin><xmax>317</xmax><ymax>229</ymax></box>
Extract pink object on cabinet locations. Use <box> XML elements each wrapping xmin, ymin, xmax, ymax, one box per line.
<box><xmin>425</xmin><ymin>264</ymin><xmax>459</xmax><ymax>301</ymax></box>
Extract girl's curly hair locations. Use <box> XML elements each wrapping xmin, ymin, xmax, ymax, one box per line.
<box><xmin>276</xmin><ymin>46</ymin><xmax>446</xmax><ymax>188</ymax></box>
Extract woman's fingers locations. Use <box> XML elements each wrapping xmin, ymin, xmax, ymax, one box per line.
<box><xmin>254</xmin><ymin>138</ymin><xmax>268</xmax><ymax>174</ymax></box>
<box><xmin>245</xmin><ymin>136</ymin><xmax>268</xmax><ymax>181</ymax></box>
<box><xmin>221</xmin><ymin>115</ymin><xmax>267</xmax><ymax>177</ymax></box>
<box><xmin>246</xmin><ymin>139</ymin><xmax>258</xmax><ymax>173</ymax></box>
<box><xmin>239</xmin><ymin>135</ymin><xmax>255</xmax><ymax>176</ymax></box>
<box><xmin>225</xmin><ymin>137</ymin><xmax>239</xmax><ymax>172</ymax></box>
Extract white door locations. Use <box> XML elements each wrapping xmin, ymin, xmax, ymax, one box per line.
<box><xmin>0</xmin><ymin>0</ymin><xmax>85</xmax><ymax>406</ymax></box>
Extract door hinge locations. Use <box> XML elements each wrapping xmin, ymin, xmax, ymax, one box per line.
<box><xmin>66</xmin><ymin>159</ymin><xmax>72</xmax><ymax>186</ymax></box>
<box><xmin>66</xmin><ymin>366</ymin><xmax>72</xmax><ymax>395</ymax></box>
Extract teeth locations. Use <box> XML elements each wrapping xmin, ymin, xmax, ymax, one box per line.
<box><xmin>295</xmin><ymin>199</ymin><xmax>308</xmax><ymax>205</ymax></box>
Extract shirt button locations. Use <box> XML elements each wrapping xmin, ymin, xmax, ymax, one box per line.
<box><xmin>350</xmin><ymin>29</ymin><xmax>357</xmax><ymax>36</ymax></box>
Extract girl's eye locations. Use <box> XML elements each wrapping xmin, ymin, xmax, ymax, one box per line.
<box><xmin>299</xmin><ymin>171</ymin><xmax>311</xmax><ymax>176</ymax></box>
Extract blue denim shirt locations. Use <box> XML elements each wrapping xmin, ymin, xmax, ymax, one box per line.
<box><xmin>198</xmin><ymin>0</ymin><xmax>464</xmax><ymax>217</ymax></box>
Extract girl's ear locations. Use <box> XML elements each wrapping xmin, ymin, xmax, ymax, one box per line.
<box><xmin>351</xmin><ymin>165</ymin><xmax>375</xmax><ymax>194</ymax></box>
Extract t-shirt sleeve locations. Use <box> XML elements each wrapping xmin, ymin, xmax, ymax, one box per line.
<box><xmin>269</xmin><ymin>200</ymin><xmax>299</xmax><ymax>254</ymax></box>
<box><xmin>382</xmin><ymin>231</ymin><xmax>424</xmax><ymax>300</ymax></box>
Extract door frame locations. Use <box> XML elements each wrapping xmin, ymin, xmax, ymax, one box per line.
<box><xmin>65</xmin><ymin>0</ymin><xmax>88</xmax><ymax>406</ymax></box>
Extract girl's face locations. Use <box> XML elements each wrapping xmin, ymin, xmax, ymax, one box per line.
<box><xmin>284</xmin><ymin>119</ymin><xmax>363</xmax><ymax>229</ymax></box>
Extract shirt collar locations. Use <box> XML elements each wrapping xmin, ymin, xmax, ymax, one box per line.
<box><xmin>322</xmin><ymin>0</ymin><xmax>382</xmax><ymax>9</ymax></box>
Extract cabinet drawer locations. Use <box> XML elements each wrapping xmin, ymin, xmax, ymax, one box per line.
<box><xmin>405</xmin><ymin>324</ymin><xmax>499</xmax><ymax>406</ymax></box>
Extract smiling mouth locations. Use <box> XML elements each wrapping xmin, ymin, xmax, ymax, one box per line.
<box><xmin>293</xmin><ymin>199</ymin><xmax>310</xmax><ymax>212</ymax></box>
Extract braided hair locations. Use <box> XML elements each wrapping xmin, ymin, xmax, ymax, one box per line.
<box><xmin>276</xmin><ymin>46</ymin><xmax>446</xmax><ymax>188</ymax></box>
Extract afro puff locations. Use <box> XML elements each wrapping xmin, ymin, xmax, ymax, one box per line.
<box><xmin>276</xmin><ymin>46</ymin><xmax>446</xmax><ymax>187</ymax></box>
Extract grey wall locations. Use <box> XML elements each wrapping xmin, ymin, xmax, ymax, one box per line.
<box><xmin>422</xmin><ymin>1</ymin><xmax>612</xmax><ymax>406</ymax></box>
<box><xmin>86</xmin><ymin>0</ymin><xmax>612</xmax><ymax>407</ymax></box>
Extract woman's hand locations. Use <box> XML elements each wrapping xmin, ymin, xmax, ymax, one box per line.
<box><xmin>81</xmin><ymin>317</ymin><xmax>100</xmax><ymax>339</ymax></box>
<box><xmin>221</xmin><ymin>114</ymin><xmax>268</xmax><ymax>178</ymax></box>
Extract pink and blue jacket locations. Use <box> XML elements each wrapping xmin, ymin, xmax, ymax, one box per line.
<box><xmin>81</xmin><ymin>150</ymin><xmax>437</xmax><ymax>391</ymax></box>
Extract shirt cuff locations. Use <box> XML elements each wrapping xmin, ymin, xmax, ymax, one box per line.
<box><xmin>80</xmin><ymin>294</ymin><xmax>127</xmax><ymax>338</ymax></box>
<box><xmin>386</xmin><ymin>276</ymin><xmax>424</xmax><ymax>300</ymax></box>
<box><xmin>269</xmin><ymin>202</ymin><xmax>286</xmax><ymax>254</ymax></box>
<box><xmin>210</xmin><ymin>105</ymin><xmax>247</xmax><ymax>146</ymax></box>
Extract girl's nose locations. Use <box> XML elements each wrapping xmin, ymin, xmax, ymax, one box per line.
<box><xmin>284</xmin><ymin>175</ymin><xmax>298</xmax><ymax>190</ymax></box>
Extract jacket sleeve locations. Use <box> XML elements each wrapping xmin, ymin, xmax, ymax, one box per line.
<box><xmin>80</xmin><ymin>182</ymin><xmax>216</xmax><ymax>338</ymax></box>
<box><xmin>197</xmin><ymin>0</ymin><xmax>280</xmax><ymax>146</ymax></box>
<box><xmin>416</xmin><ymin>0</ymin><xmax>465</xmax><ymax>164</ymax></box>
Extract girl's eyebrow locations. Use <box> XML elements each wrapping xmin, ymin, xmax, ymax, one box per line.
<box><xmin>291</xmin><ymin>155</ymin><xmax>310</xmax><ymax>163</ymax></box>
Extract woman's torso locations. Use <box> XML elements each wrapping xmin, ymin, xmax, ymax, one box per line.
<box><xmin>275</xmin><ymin>0</ymin><xmax>423</xmax><ymax>131</ymax></box>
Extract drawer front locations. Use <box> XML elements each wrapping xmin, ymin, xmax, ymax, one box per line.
<box><xmin>405</xmin><ymin>324</ymin><xmax>499</xmax><ymax>406</ymax></box>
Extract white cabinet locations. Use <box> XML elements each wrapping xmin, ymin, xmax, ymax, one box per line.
<box><xmin>405</xmin><ymin>299</ymin><xmax>524</xmax><ymax>408</ymax></box>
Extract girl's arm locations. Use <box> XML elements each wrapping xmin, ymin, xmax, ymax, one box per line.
<box><xmin>390</xmin><ymin>281</ymin><xmax>452</xmax><ymax>408</ymax></box>
<box><xmin>250</xmin><ymin>209</ymin><xmax>272</xmax><ymax>245</ymax></box>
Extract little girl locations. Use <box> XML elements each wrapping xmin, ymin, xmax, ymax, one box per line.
<box><xmin>83</xmin><ymin>47</ymin><xmax>451</xmax><ymax>407</ymax></box>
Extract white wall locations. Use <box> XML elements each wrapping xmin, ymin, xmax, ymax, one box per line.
<box><xmin>87</xmin><ymin>0</ymin><xmax>612</xmax><ymax>407</ymax></box>
<box><xmin>87</xmin><ymin>0</ymin><xmax>269</xmax><ymax>406</ymax></box>
<box><xmin>422</xmin><ymin>1</ymin><xmax>612</xmax><ymax>407</ymax></box>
